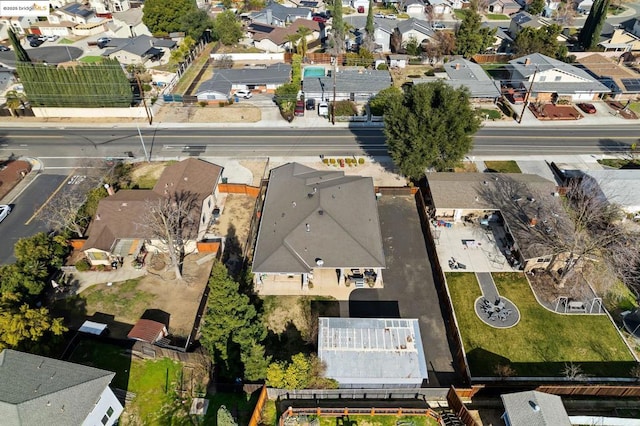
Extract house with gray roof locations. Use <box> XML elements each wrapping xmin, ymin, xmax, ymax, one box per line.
<box><xmin>509</xmin><ymin>11</ymin><xmax>546</xmax><ymax>37</ymax></box>
<box><xmin>487</xmin><ymin>0</ymin><xmax>521</xmax><ymax>15</ymax></box>
<box><xmin>251</xmin><ymin>1</ymin><xmax>312</xmax><ymax>27</ymax></box>
<box><xmin>252</xmin><ymin>163</ymin><xmax>386</xmax><ymax>291</ymax></box>
<box><xmin>101</xmin><ymin>35</ymin><xmax>176</xmax><ymax>66</ymax></box>
<box><xmin>508</xmin><ymin>53</ymin><xmax>610</xmax><ymax>101</ymax></box>
<box><xmin>581</xmin><ymin>169</ymin><xmax>640</xmax><ymax>215</ymax></box>
<box><xmin>57</xmin><ymin>2</ymin><xmax>96</xmax><ymax>24</ymax></box>
<box><xmin>501</xmin><ymin>390</ymin><xmax>571</xmax><ymax>426</ymax></box>
<box><xmin>394</xmin><ymin>18</ymin><xmax>436</xmax><ymax>46</ymax></box>
<box><xmin>196</xmin><ymin>63</ymin><xmax>292</xmax><ymax>101</ymax></box>
<box><xmin>0</xmin><ymin>349</ymin><xmax>123</xmax><ymax>426</ymax></box>
<box><xmin>302</xmin><ymin>68</ymin><xmax>392</xmax><ymax>103</ymax></box>
<box><xmin>425</xmin><ymin>172</ymin><xmax>575</xmax><ymax>272</ymax></box>
<box><xmin>318</xmin><ymin>317</ymin><xmax>428</xmax><ymax>388</ymax></box>
<box><xmin>413</xmin><ymin>58</ymin><xmax>500</xmax><ymax>101</ymax></box>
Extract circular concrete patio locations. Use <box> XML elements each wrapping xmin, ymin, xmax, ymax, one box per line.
<box><xmin>475</xmin><ymin>296</ymin><xmax>520</xmax><ymax>328</ymax></box>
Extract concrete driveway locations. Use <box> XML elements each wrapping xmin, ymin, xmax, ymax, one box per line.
<box><xmin>348</xmin><ymin>195</ymin><xmax>459</xmax><ymax>387</ymax></box>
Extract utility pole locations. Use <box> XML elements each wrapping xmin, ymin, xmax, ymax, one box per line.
<box><xmin>518</xmin><ymin>66</ymin><xmax>538</xmax><ymax>124</ymax></box>
<box><xmin>332</xmin><ymin>56</ymin><xmax>337</xmax><ymax>125</ymax></box>
<box><xmin>135</xmin><ymin>73</ymin><xmax>153</xmax><ymax>125</ymax></box>
<box><xmin>137</xmin><ymin>125</ymin><xmax>150</xmax><ymax>162</ymax></box>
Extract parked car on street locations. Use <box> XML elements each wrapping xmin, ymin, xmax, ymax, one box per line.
<box><xmin>386</xmin><ymin>14</ymin><xmax>397</xmax><ymax>20</ymax></box>
<box><xmin>0</xmin><ymin>205</ymin><xmax>11</xmax><ymax>223</ymax></box>
<box><xmin>29</xmin><ymin>39</ymin><xmax>45</xmax><ymax>47</ymax></box>
<box><xmin>46</xmin><ymin>35</ymin><xmax>59</xmax><ymax>42</ymax></box>
<box><xmin>432</xmin><ymin>22</ymin><xmax>446</xmax><ymax>30</ymax></box>
<box><xmin>312</xmin><ymin>15</ymin><xmax>327</xmax><ymax>23</ymax></box>
<box><xmin>357</xmin><ymin>6</ymin><xmax>365</xmax><ymax>13</ymax></box>
<box><xmin>577</xmin><ymin>103</ymin><xmax>596</xmax><ymax>114</ymax></box>
<box><xmin>295</xmin><ymin>100</ymin><xmax>305</xmax><ymax>116</ymax></box>
<box><xmin>0</xmin><ymin>45</ymin><xmax>9</xmax><ymax>51</ymax></box>
<box><xmin>374</xmin><ymin>13</ymin><xmax>384</xmax><ymax>18</ymax></box>
<box><xmin>318</xmin><ymin>102</ymin><xmax>329</xmax><ymax>117</ymax></box>
<box><xmin>306</xmin><ymin>98</ymin><xmax>316</xmax><ymax>111</ymax></box>
<box><xmin>234</xmin><ymin>89</ymin><xmax>252</xmax><ymax>99</ymax></box>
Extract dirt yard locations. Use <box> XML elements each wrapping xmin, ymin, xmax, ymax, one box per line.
<box><xmin>211</xmin><ymin>193</ymin><xmax>256</xmax><ymax>253</ymax></box>
<box><xmin>130</xmin><ymin>161</ymin><xmax>167</xmax><ymax>184</ymax></box>
<box><xmin>154</xmin><ymin>104</ymin><xmax>261</xmax><ymax>123</ymax></box>
<box><xmin>239</xmin><ymin>160</ymin><xmax>269</xmax><ymax>186</ymax></box>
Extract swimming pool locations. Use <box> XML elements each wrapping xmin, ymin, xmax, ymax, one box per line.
<box><xmin>303</xmin><ymin>66</ymin><xmax>326</xmax><ymax>78</ymax></box>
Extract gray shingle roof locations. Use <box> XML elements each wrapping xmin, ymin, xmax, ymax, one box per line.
<box><xmin>252</xmin><ymin>163</ymin><xmax>386</xmax><ymax>273</ymax></box>
<box><xmin>318</xmin><ymin>317</ymin><xmax>428</xmax><ymax>386</ymax></box>
<box><xmin>509</xmin><ymin>53</ymin><xmax>611</xmax><ymax>94</ymax></box>
<box><xmin>61</xmin><ymin>2</ymin><xmax>95</xmax><ymax>18</ymax></box>
<box><xmin>252</xmin><ymin>1</ymin><xmax>311</xmax><ymax>23</ymax></box>
<box><xmin>0</xmin><ymin>349</ymin><xmax>116</xmax><ymax>426</ymax></box>
<box><xmin>102</xmin><ymin>35</ymin><xmax>175</xmax><ymax>58</ymax></box>
<box><xmin>396</xmin><ymin>18</ymin><xmax>434</xmax><ymax>38</ymax></box>
<box><xmin>501</xmin><ymin>391</ymin><xmax>571</xmax><ymax>426</ymax></box>
<box><xmin>511</xmin><ymin>11</ymin><xmax>543</xmax><ymax>28</ymax></box>
<box><xmin>302</xmin><ymin>69</ymin><xmax>392</xmax><ymax>95</ymax></box>
<box><xmin>442</xmin><ymin>58</ymin><xmax>500</xmax><ymax>98</ymax></box>
<box><xmin>196</xmin><ymin>63</ymin><xmax>292</xmax><ymax>96</ymax></box>
<box><xmin>582</xmin><ymin>169</ymin><xmax>640</xmax><ymax>211</ymax></box>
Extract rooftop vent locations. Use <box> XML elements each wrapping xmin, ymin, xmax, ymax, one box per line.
<box><xmin>306</xmin><ymin>223</ymin><xmax>310</xmax><ymax>232</ymax></box>
<box><xmin>318</xmin><ymin>210</ymin><xmax>324</xmax><ymax>215</ymax></box>
<box><xmin>528</xmin><ymin>400</ymin><xmax>540</xmax><ymax>412</ymax></box>
<box><xmin>316</xmin><ymin>258</ymin><xmax>324</xmax><ymax>266</ymax></box>
<box><xmin>292</xmin><ymin>201</ymin><xmax>296</xmax><ymax>208</ymax></box>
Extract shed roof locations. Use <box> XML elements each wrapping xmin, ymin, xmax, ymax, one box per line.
<box><xmin>501</xmin><ymin>391</ymin><xmax>571</xmax><ymax>426</ymax></box>
<box><xmin>127</xmin><ymin>319</ymin><xmax>167</xmax><ymax>342</ymax></box>
<box><xmin>318</xmin><ymin>317</ymin><xmax>428</xmax><ymax>385</ymax></box>
<box><xmin>252</xmin><ymin>163</ymin><xmax>386</xmax><ymax>273</ymax></box>
<box><xmin>0</xmin><ymin>349</ymin><xmax>116</xmax><ymax>426</ymax></box>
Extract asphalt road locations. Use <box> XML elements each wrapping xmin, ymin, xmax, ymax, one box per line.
<box><xmin>0</xmin><ymin>126</ymin><xmax>638</xmax><ymax>165</ymax></box>
<box><xmin>0</xmin><ymin>172</ymin><xmax>67</xmax><ymax>264</ymax></box>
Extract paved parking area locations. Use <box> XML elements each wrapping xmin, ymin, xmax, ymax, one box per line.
<box><xmin>347</xmin><ymin>195</ymin><xmax>459</xmax><ymax>387</ymax></box>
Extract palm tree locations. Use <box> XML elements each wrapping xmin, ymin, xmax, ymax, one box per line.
<box><xmin>296</xmin><ymin>26</ymin><xmax>313</xmax><ymax>58</ymax></box>
<box><xmin>284</xmin><ymin>33</ymin><xmax>301</xmax><ymax>53</ymax></box>
<box><xmin>4</xmin><ymin>90</ymin><xmax>25</xmax><ymax>117</ymax></box>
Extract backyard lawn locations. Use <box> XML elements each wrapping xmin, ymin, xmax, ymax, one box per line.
<box><xmin>70</xmin><ymin>340</ymin><xmax>187</xmax><ymax>425</ymax></box>
<box><xmin>79</xmin><ymin>56</ymin><xmax>103</xmax><ymax>63</ymax></box>
<box><xmin>483</xmin><ymin>160</ymin><xmax>521</xmax><ymax>173</ymax></box>
<box><xmin>309</xmin><ymin>415</ymin><xmax>440</xmax><ymax>426</ymax></box>
<box><xmin>485</xmin><ymin>13</ymin><xmax>509</xmax><ymax>20</ymax></box>
<box><xmin>447</xmin><ymin>272</ymin><xmax>636</xmax><ymax>377</ymax></box>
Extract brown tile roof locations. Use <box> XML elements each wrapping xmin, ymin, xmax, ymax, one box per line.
<box><xmin>83</xmin><ymin>159</ymin><xmax>222</xmax><ymax>252</ymax></box>
<box><xmin>251</xmin><ymin>19</ymin><xmax>320</xmax><ymax>45</ymax></box>
<box><xmin>127</xmin><ymin>319</ymin><xmax>167</xmax><ymax>342</ymax></box>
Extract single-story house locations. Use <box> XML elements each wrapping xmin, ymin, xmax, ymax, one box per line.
<box><xmin>249</xmin><ymin>19</ymin><xmax>321</xmax><ymax>53</ymax></box>
<box><xmin>250</xmin><ymin>1</ymin><xmax>312</xmax><ymax>27</ymax></box>
<box><xmin>108</xmin><ymin>7</ymin><xmax>152</xmax><ymax>38</ymax></box>
<box><xmin>487</xmin><ymin>0</ymin><xmax>521</xmax><ymax>15</ymax></box>
<box><xmin>427</xmin><ymin>0</ymin><xmax>452</xmax><ymax>15</ymax></box>
<box><xmin>302</xmin><ymin>68</ymin><xmax>392</xmax><ymax>103</ymax></box>
<box><xmin>127</xmin><ymin>318</ymin><xmax>169</xmax><ymax>343</ymax></box>
<box><xmin>406</xmin><ymin>0</ymin><xmax>426</xmax><ymax>17</ymax></box>
<box><xmin>599</xmin><ymin>28</ymin><xmax>640</xmax><ymax>53</ymax></box>
<box><xmin>576</xmin><ymin>53</ymin><xmax>640</xmax><ymax>100</ymax></box>
<box><xmin>0</xmin><ymin>349</ymin><xmax>123</xmax><ymax>426</ymax></box>
<box><xmin>490</xmin><ymin>26</ymin><xmax>514</xmax><ymax>53</ymax></box>
<box><xmin>508</xmin><ymin>53</ymin><xmax>611</xmax><ymax>102</ymax></box>
<box><xmin>581</xmin><ymin>170</ymin><xmax>640</xmax><ymax>215</ymax></box>
<box><xmin>101</xmin><ymin>35</ymin><xmax>176</xmax><ymax>65</ymax></box>
<box><xmin>425</xmin><ymin>172</ymin><xmax>574</xmax><ymax>272</ymax></box>
<box><xmin>82</xmin><ymin>158</ymin><xmax>223</xmax><ymax>266</ymax></box>
<box><xmin>394</xmin><ymin>18</ymin><xmax>436</xmax><ymax>48</ymax></box>
<box><xmin>509</xmin><ymin>11</ymin><xmax>546</xmax><ymax>37</ymax></box>
<box><xmin>318</xmin><ymin>317</ymin><xmax>428</xmax><ymax>388</ymax></box>
<box><xmin>413</xmin><ymin>58</ymin><xmax>500</xmax><ymax>101</ymax></box>
<box><xmin>252</xmin><ymin>163</ymin><xmax>386</xmax><ymax>290</ymax></box>
<box><xmin>195</xmin><ymin>63</ymin><xmax>292</xmax><ymax>101</ymax></box>
<box><xmin>501</xmin><ymin>391</ymin><xmax>571</xmax><ymax>426</ymax></box>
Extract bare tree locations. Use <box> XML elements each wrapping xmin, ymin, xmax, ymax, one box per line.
<box><xmin>141</xmin><ymin>191</ymin><xmax>199</xmax><ymax>281</ymax></box>
<box><xmin>214</xmin><ymin>54</ymin><xmax>234</xmax><ymax>69</ymax></box>
<box><xmin>478</xmin><ymin>176</ymin><xmax>629</xmax><ymax>287</ymax></box>
<box><xmin>562</xmin><ymin>362</ymin><xmax>587</xmax><ymax>381</ymax></box>
<box><xmin>494</xmin><ymin>363</ymin><xmax>517</xmax><ymax>378</ymax></box>
<box><xmin>553</xmin><ymin>0</ymin><xmax>577</xmax><ymax>26</ymax></box>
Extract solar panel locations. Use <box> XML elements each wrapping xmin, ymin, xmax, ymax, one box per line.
<box><xmin>622</xmin><ymin>78</ymin><xmax>640</xmax><ymax>92</ymax></box>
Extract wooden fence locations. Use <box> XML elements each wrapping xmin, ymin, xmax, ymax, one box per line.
<box><xmin>537</xmin><ymin>385</ymin><xmax>640</xmax><ymax>398</ymax></box>
<box><xmin>196</xmin><ymin>241</ymin><xmax>220</xmax><ymax>254</ymax></box>
<box><xmin>375</xmin><ymin>186</ymin><xmax>417</xmax><ymax>195</ymax></box>
<box><xmin>218</xmin><ymin>183</ymin><xmax>260</xmax><ymax>197</ymax></box>
<box><xmin>471</xmin><ymin>54</ymin><xmax>513</xmax><ymax>64</ymax></box>
<box><xmin>447</xmin><ymin>387</ymin><xmax>480</xmax><ymax>426</ymax></box>
<box><xmin>249</xmin><ymin>385</ymin><xmax>269</xmax><ymax>426</ymax></box>
<box><xmin>279</xmin><ymin>406</ymin><xmax>441</xmax><ymax>426</ymax></box>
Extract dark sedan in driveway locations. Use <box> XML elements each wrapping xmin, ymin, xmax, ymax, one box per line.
<box><xmin>577</xmin><ymin>103</ymin><xmax>596</xmax><ymax>114</ymax></box>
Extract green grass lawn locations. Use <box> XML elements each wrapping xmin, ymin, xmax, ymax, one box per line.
<box><xmin>483</xmin><ymin>160</ymin><xmax>522</xmax><ymax>173</ymax></box>
<box><xmin>70</xmin><ymin>340</ymin><xmax>185</xmax><ymax>424</ymax></box>
<box><xmin>628</xmin><ymin>102</ymin><xmax>640</xmax><ymax>114</ymax></box>
<box><xmin>454</xmin><ymin>9</ymin><xmax>467</xmax><ymax>19</ymax></box>
<box><xmin>78</xmin><ymin>55</ymin><xmax>103</xmax><ymax>63</ymax></box>
<box><xmin>477</xmin><ymin>108</ymin><xmax>503</xmax><ymax>120</ymax></box>
<box><xmin>311</xmin><ymin>415</ymin><xmax>439</xmax><ymax>426</ymax></box>
<box><xmin>597</xmin><ymin>158</ymin><xmax>640</xmax><ymax>169</ymax></box>
<box><xmin>58</xmin><ymin>38</ymin><xmax>75</xmax><ymax>44</ymax></box>
<box><xmin>204</xmin><ymin>391</ymin><xmax>262</xmax><ymax>425</ymax></box>
<box><xmin>485</xmin><ymin>13</ymin><xmax>509</xmax><ymax>20</ymax></box>
<box><xmin>447</xmin><ymin>272</ymin><xmax>636</xmax><ymax>377</ymax></box>
<box><xmin>82</xmin><ymin>278</ymin><xmax>153</xmax><ymax>323</ymax></box>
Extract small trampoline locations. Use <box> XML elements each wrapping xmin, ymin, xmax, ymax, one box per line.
<box><xmin>623</xmin><ymin>309</ymin><xmax>640</xmax><ymax>339</ymax></box>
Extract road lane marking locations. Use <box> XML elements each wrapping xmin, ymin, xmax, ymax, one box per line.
<box><xmin>25</xmin><ymin>169</ymin><xmax>76</xmax><ymax>226</ymax></box>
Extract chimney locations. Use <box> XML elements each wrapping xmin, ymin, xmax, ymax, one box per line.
<box><xmin>455</xmin><ymin>62</ymin><xmax>460</xmax><ymax>70</ymax></box>
<box><xmin>104</xmin><ymin>183</ymin><xmax>115</xmax><ymax>196</ymax></box>
<box><xmin>524</xmin><ymin>57</ymin><xmax>531</xmax><ymax>66</ymax></box>
<box><xmin>529</xmin><ymin>217</ymin><xmax>538</xmax><ymax>227</ymax></box>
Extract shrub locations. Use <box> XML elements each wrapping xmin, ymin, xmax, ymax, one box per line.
<box><xmin>218</xmin><ymin>101</ymin><xmax>226</xmax><ymax>107</ymax></box>
<box><xmin>332</xmin><ymin>100</ymin><xmax>357</xmax><ymax>116</ymax></box>
<box><xmin>425</xmin><ymin>69</ymin><xmax>435</xmax><ymax>76</ymax></box>
<box><xmin>95</xmin><ymin>264</ymin><xmax>105</xmax><ymax>272</ymax></box>
<box><xmin>329</xmin><ymin>158</ymin><xmax>336</xmax><ymax>164</ymax></box>
<box><xmin>198</xmin><ymin>101</ymin><xmax>207</xmax><ymax>107</ymax></box>
<box><xmin>322</xmin><ymin>158</ymin><xmax>329</xmax><ymax>164</ymax></box>
<box><xmin>376</xmin><ymin>63</ymin><xmax>388</xmax><ymax>70</ymax></box>
<box><xmin>75</xmin><ymin>259</ymin><xmax>90</xmax><ymax>271</ymax></box>
<box><xmin>358</xmin><ymin>158</ymin><xmax>365</xmax><ymax>164</ymax></box>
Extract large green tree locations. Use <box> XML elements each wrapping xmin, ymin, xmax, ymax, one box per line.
<box><xmin>266</xmin><ymin>353</ymin><xmax>338</xmax><ymax>389</ymax></box>
<box><xmin>513</xmin><ymin>24</ymin><xmax>567</xmax><ymax>59</ymax></box>
<box><xmin>454</xmin><ymin>8</ymin><xmax>496</xmax><ymax>58</ymax></box>
<box><xmin>368</xmin><ymin>86</ymin><xmax>402</xmax><ymax>116</ymax></box>
<box><xmin>384</xmin><ymin>81</ymin><xmax>481</xmax><ymax>179</ymax></box>
<box><xmin>579</xmin><ymin>0</ymin><xmax>610</xmax><ymax>50</ymax></box>
<box><xmin>142</xmin><ymin>0</ymin><xmax>199</xmax><ymax>36</ymax></box>
<box><xmin>8</xmin><ymin>29</ymin><xmax>30</xmax><ymax>63</ymax></box>
<box><xmin>200</xmin><ymin>262</ymin><xmax>269</xmax><ymax>379</ymax></box>
<box><xmin>212</xmin><ymin>10</ymin><xmax>243</xmax><ymax>45</ymax></box>
<box><xmin>527</xmin><ymin>0</ymin><xmax>545</xmax><ymax>15</ymax></box>
<box><xmin>180</xmin><ymin>8</ymin><xmax>213</xmax><ymax>40</ymax></box>
<box><xmin>331</xmin><ymin>0</ymin><xmax>345</xmax><ymax>53</ymax></box>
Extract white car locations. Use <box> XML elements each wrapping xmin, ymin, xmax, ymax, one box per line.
<box><xmin>386</xmin><ymin>14</ymin><xmax>397</xmax><ymax>20</ymax></box>
<box><xmin>374</xmin><ymin>13</ymin><xmax>384</xmax><ymax>18</ymax></box>
<box><xmin>0</xmin><ymin>205</ymin><xmax>11</xmax><ymax>223</ymax></box>
<box><xmin>234</xmin><ymin>89</ymin><xmax>252</xmax><ymax>99</ymax></box>
<box><xmin>432</xmin><ymin>22</ymin><xmax>446</xmax><ymax>30</ymax></box>
<box><xmin>46</xmin><ymin>35</ymin><xmax>59</xmax><ymax>42</ymax></box>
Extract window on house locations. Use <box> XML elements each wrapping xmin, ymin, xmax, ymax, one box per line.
<box><xmin>101</xmin><ymin>415</ymin><xmax>109</xmax><ymax>425</ymax></box>
<box><xmin>554</xmin><ymin>76</ymin><xmax>561</xmax><ymax>81</ymax></box>
<box><xmin>107</xmin><ymin>407</ymin><xmax>114</xmax><ymax>417</ymax></box>
<box><xmin>539</xmin><ymin>76</ymin><xmax>546</xmax><ymax>82</ymax></box>
<box><xmin>208</xmin><ymin>199</ymin><xmax>211</xmax><ymax>208</ymax></box>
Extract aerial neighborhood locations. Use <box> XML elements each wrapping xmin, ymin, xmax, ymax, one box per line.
<box><xmin>1</xmin><ymin>0</ymin><xmax>640</xmax><ymax>424</ymax></box>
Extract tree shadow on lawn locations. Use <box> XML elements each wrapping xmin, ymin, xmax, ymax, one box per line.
<box><xmin>467</xmin><ymin>347</ymin><xmax>638</xmax><ymax>378</ymax></box>
<box><xmin>264</xmin><ymin>321</ymin><xmax>314</xmax><ymax>363</ymax></box>
<box><xmin>204</xmin><ymin>386</ymin><xmax>263</xmax><ymax>426</ymax></box>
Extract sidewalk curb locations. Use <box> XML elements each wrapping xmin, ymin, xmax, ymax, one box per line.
<box><xmin>1</xmin><ymin>157</ymin><xmax>44</xmax><ymax>205</ymax></box>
